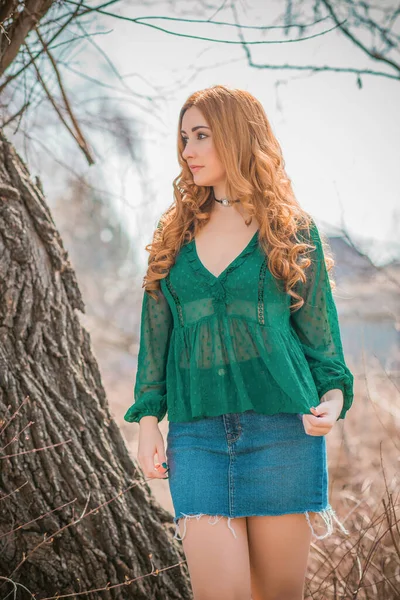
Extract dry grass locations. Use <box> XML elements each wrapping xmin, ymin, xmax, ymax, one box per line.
<box><xmin>303</xmin><ymin>353</ymin><xmax>400</xmax><ymax>599</ymax></box>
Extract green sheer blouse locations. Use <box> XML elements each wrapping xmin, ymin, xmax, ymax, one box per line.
<box><xmin>124</xmin><ymin>219</ymin><xmax>354</xmax><ymax>424</ymax></box>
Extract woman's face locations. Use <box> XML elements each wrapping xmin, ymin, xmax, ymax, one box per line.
<box><xmin>180</xmin><ymin>106</ymin><xmax>226</xmax><ymax>188</ymax></box>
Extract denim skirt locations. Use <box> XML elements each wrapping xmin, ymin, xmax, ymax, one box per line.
<box><xmin>166</xmin><ymin>410</ymin><xmax>349</xmax><ymax>542</ymax></box>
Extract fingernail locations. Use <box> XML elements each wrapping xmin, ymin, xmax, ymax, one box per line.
<box><xmin>162</xmin><ymin>462</ymin><xmax>168</xmax><ymax>469</ymax></box>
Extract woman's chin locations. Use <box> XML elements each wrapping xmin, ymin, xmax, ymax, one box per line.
<box><xmin>193</xmin><ymin>172</ymin><xmax>212</xmax><ymax>185</ymax></box>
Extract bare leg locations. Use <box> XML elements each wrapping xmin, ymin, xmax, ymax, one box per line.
<box><xmin>247</xmin><ymin>513</ymin><xmax>313</xmax><ymax>600</ymax></box>
<box><xmin>175</xmin><ymin>515</ymin><xmax>252</xmax><ymax>600</ymax></box>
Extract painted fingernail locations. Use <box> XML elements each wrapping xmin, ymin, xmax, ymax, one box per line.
<box><xmin>162</xmin><ymin>462</ymin><xmax>168</xmax><ymax>469</ymax></box>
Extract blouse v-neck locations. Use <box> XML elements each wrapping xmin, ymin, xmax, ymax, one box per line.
<box><xmin>189</xmin><ymin>229</ymin><xmax>260</xmax><ymax>281</ymax></box>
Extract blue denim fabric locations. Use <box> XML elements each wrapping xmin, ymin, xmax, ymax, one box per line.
<box><xmin>166</xmin><ymin>410</ymin><xmax>349</xmax><ymax>541</ymax></box>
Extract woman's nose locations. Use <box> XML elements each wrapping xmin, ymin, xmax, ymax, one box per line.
<box><xmin>182</xmin><ymin>143</ymin><xmax>195</xmax><ymax>160</ymax></box>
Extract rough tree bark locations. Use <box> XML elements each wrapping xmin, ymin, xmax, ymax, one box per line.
<box><xmin>0</xmin><ymin>130</ymin><xmax>191</xmax><ymax>598</ymax></box>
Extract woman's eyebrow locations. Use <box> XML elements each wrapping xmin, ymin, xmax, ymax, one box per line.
<box><xmin>180</xmin><ymin>125</ymin><xmax>210</xmax><ymax>134</ymax></box>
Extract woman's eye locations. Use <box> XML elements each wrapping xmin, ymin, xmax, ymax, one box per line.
<box><xmin>182</xmin><ymin>133</ymin><xmax>207</xmax><ymax>145</ymax></box>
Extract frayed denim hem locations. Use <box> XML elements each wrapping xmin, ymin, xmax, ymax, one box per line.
<box><xmin>173</xmin><ymin>505</ymin><xmax>349</xmax><ymax>542</ymax></box>
<box><xmin>173</xmin><ymin>513</ymin><xmax>239</xmax><ymax>540</ymax></box>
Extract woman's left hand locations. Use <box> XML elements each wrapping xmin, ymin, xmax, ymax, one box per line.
<box><xmin>301</xmin><ymin>390</ymin><xmax>344</xmax><ymax>436</ymax></box>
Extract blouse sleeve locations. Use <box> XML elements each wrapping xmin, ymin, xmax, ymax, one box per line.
<box><xmin>124</xmin><ymin>286</ymin><xmax>173</xmax><ymax>424</ymax></box>
<box><xmin>289</xmin><ymin>220</ymin><xmax>354</xmax><ymax>420</ymax></box>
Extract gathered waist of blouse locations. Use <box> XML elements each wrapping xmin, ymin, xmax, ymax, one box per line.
<box><xmin>168</xmin><ymin>311</ymin><xmax>292</xmax><ymax>333</ymax></box>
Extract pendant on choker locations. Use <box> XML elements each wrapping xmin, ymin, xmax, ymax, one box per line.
<box><xmin>214</xmin><ymin>197</ymin><xmax>240</xmax><ymax>207</ymax></box>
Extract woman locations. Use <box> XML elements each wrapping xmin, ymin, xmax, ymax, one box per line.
<box><xmin>124</xmin><ymin>85</ymin><xmax>354</xmax><ymax>600</ymax></box>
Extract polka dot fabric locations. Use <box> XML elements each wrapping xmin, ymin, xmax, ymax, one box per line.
<box><xmin>124</xmin><ymin>219</ymin><xmax>354</xmax><ymax>424</ymax></box>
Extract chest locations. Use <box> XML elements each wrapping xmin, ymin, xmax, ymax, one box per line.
<box><xmin>194</xmin><ymin>224</ymin><xmax>260</xmax><ymax>278</ymax></box>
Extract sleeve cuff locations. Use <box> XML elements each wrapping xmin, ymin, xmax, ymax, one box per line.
<box><xmin>311</xmin><ymin>363</ymin><xmax>354</xmax><ymax>421</ymax></box>
<box><xmin>123</xmin><ymin>393</ymin><xmax>167</xmax><ymax>424</ymax></box>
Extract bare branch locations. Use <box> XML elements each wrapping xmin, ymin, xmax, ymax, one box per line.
<box><xmin>0</xmin><ymin>0</ymin><xmax>86</xmax><ymax>91</ymax></box>
<box><xmin>35</xmin><ymin>25</ymin><xmax>94</xmax><ymax>164</ymax></box>
<box><xmin>24</xmin><ymin>40</ymin><xmax>95</xmax><ymax>164</ymax></box>
<box><xmin>0</xmin><ymin>0</ymin><xmax>54</xmax><ymax>74</ymax></box>
<box><xmin>321</xmin><ymin>0</ymin><xmax>400</xmax><ymax>74</ymax></box>
<box><xmin>233</xmin><ymin>1</ymin><xmax>400</xmax><ymax>82</ymax></box>
<box><xmin>1</xmin><ymin>100</ymin><xmax>30</xmax><ymax>128</ymax></box>
<box><xmin>64</xmin><ymin>2</ymin><xmax>349</xmax><ymax>46</ymax></box>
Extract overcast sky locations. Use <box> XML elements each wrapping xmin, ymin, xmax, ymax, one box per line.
<box><xmin>16</xmin><ymin>1</ymin><xmax>400</xmax><ymax>267</ymax></box>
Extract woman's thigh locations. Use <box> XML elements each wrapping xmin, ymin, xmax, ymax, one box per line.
<box><xmin>177</xmin><ymin>515</ymin><xmax>252</xmax><ymax>600</ymax></box>
<box><xmin>247</xmin><ymin>513</ymin><xmax>312</xmax><ymax>600</ymax></box>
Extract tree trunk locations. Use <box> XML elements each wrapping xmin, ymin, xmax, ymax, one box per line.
<box><xmin>0</xmin><ymin>130</ymin><xmax>191</xmax><ymax>599</ymax></box>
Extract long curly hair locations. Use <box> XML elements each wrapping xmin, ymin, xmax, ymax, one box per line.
<box><xmin>143</xmin><ymin>84</ymin><xmax>335</xmax><ymax>312</ymax></box>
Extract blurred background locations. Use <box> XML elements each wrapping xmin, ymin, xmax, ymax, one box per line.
<box><xmin>2</xmin><ymin>0</ymin><xmax>399</xmax><ymax>522</ymax></box>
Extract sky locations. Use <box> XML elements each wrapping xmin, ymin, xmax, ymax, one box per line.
<box><xmin>16</xmin><ymin>0</ymin><xmax>400</xmax><ymax>267</ymax></box>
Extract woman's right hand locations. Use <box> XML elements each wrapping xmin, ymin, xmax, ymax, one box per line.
<box><xmin>137</xmin><ymin>416</ymin><xmax>169</xmax><ymax>479</ymax></box>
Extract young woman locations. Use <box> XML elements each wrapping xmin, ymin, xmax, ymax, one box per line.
<box><xmin>124</xmin><ymin>85</ymin><xmax>354</xmax><ymax>600</ymax></box>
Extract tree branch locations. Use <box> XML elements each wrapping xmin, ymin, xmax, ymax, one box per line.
<box><xmin>0</xmin><ymin>0</ymin><xmax>85</xmax><ymax>91</ymax></box>
<box><xmin>63</xmin><ymin>2</ymin><xmax>348</xmax><ymax>46</ymax></box>
<box><xmin>320</xmin><ymin>0</ymin><xmax>400</xmax><ymax>75</ymax></box>
<box><xmin>0</xmin><ymin>0</ymin><xmax>54</xmax><ymax>74</ymax></box>
<box><xmin>24</xmin><ymin>40</ymin><xmax>95</xmax><ymax>165</ymax></box>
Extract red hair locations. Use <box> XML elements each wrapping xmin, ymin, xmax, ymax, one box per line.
<box><xmin>143</xmin><ymin>84</ymin><xmax>335</xmax><ymax>311</ymax></box>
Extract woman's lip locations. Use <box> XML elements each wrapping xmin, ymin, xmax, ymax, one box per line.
<box><xmin>190</xmin><ymin>166</ymin><xmax>203</xmax><ymax>171</ymax></box>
